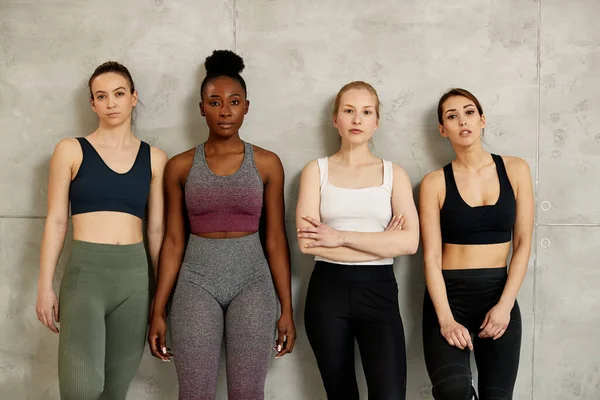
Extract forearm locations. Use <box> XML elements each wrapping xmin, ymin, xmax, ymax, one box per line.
<box><xmin>147</xmin><ymin>228</ymin><xmax>164</xmax><ymax>279</ymax></box>
<box><xmin>301</xmin><ymin>244</ymin><xmax>382</xmax><ymax>263</ymax></box>
<box><xmin>342</xmin><ymin>230</ymin><xmax>418</xmax><ymax>258</ymax></box>
<box><xmin>499</xmin><ymin>244</ymin><xmax>530</xmax><ymax>307</ymax></box>
<box><xmin>152</xmin><ymin>240</ymin><xmax>184</xmax><ymax>317</ymax></box>
<box><xmin>265</xmin><ymin>238</ymin><xmax>293</xmax><ymax>314</ymax></box>
<box><xmin>38</xmin><ymin>220</ymin><xmax>68</xmax><ymax>290</ymax></box>
<box><xmin>424</xmin><ymin>257</ymin><xmax>454</xmax><ymax>323</ymax></box>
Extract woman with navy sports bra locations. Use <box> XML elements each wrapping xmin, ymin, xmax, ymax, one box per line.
<box><xmin>148</xmin><ymin>50</ymin><xmax>296</xmax><ymax>400</ymax></box>
<box><xmin>35</xmin><ymin>62</ymin><xmax>168</xmax><ymax>399</ymax></box>
<box><xmin>420</xmin><ymin>88</ymin><xmax>534</xmax><ymax>400</ymax></box>
<box><xmin>296</xmin><ymin>81</ymin><xmax>419</xmax><ymax>400</ymax></box>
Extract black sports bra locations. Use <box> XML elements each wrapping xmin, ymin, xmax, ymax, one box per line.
<box><xmin>69</xmin><ymin>137</ymin><xmax>151</xmax><ymax>219</ymax></box>
<box><xmin>440</xmin><ymin>154</ymin><xmax>516</xmax><ymax>245</ymax></box>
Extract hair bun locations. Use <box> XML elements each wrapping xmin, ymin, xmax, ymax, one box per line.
<box><xmin>204</xmin><ymin>50</ymin><xmax>245</xmax><ymax>77</ymax></box>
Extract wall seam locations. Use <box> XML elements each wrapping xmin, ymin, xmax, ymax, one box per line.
<box><xmin>532</xmin><ymin>0</ymin><xmax>543</xmax><ymax>398</ymax></box>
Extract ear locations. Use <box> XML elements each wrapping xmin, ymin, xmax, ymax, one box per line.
<box><xmin>245</xmin><ymin>99</ymin><xmax>250</xmax><ymax>115</ymax></box>
<box><xmin>333</xmin><ymin>115</ymin><xmax>338</xmax><ymax>128</ymax></box>
<box><xmin>90</xmin><ymin>97</ymin><xmax>96</xmax><ymax>113</ymax></box>
<box><xmin>480</xmin><ymin>114</ymin><xmax>486</xmax><ymax>129</ymax></box>
<box><xmin>438</xmin><ymin>123</ymin><xmax>448</xmax><ymax>138</ymax></box>
<box><xmin>131</xmin><ymin>90</ymin><xmax>139</xmax><ymax>107</ymax></box>
<box><xmin>199</xmin><ymin>101</ymin><xmax>205</xmax><ymax>117</ymax></box>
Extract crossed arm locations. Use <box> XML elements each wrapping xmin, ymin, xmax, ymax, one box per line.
<box><xmin>295</xmin><ymin>160</ymin><xmax>419</xmax><ymax>262</ymax></box>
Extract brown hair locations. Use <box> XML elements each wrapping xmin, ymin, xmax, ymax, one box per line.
<box><xmin>333</xmin><ymin>81</ymin><xmax>380</xmax><ymax>119</ymax></box>
<box><xmin>88</xmin><ymin>61</ymin><xmax>135</xmax><ymax>99</ymax></box>
<box><xmin>437</xmin><ymin>88</ymin><xmax>483</xmax><ymax>124</ymax></box>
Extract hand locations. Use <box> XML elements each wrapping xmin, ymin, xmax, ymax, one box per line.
<box><xmin>148</xmin><ymin>314</ymin><xmax>173</xmax><ymax>361</ymax></box>
<box><xmin>479</xmin><ymin>302</ymin><xmax>512</xmax><ymax>340</ymax></box>
<box><xmin>273</xmin><ymin>311</ymin><xmax>296</xmax><ymax>358</ymax></box>
<box><xmin>36</xmin><ymin>287</ymin><xmax>59</xmax><ymax>333</ymax></box>
<box><xmin>298</xmin><ymin>216</ymin><xmax>344</xmax><ymax>248</ymax></box>
<box><xmin>440</xmin><ymin>317</ymin><xmax>473</xmax><ymax>350</ymax></box>
<box><xmin>384</xmin><ymin>214</ymin><xmax>405</xmax><ymax>231</ymax></box>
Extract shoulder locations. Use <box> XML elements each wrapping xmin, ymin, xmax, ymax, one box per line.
<box><xmin>165</xmin><ymin>147</ymin><xmax>196</xmax><ymax>178</ymax></box>
<box><xmin>390</xmin><ymin>162</ymin><xmax>410</xmax><ymax>180</ymax></box>
<box><xmin>149</xmin><ymin>145</ymin><xmax>169</xmax><ymax>167</ymax></box>
<box><xmin>421</xmin><ymin>167</ymin><xmax>445</xmax><ymax>189</ymax></box>
<box><xmin>52</xmin><ymin>137</ymin><xmax>82</xmax><ymax>163</ymax></box>
<box><xmin>252</xmin><ymin>144</ymin><xmax>282</xmax><ymax>165</ymax></box>
<box><xmin>500</xmin><ymin>155</ymin><xmax>530</xmax><ymax>173</ymax></box>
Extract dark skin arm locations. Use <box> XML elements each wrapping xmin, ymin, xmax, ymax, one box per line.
<box><xmin>148</xmin><ymin>150</ymin><xmax>193</xmax><ymax>361</ymax></box>
<box><xmin>254</xmin><ymin>146</ymin><xmax>296</xmax><ymax>357</ymax></box>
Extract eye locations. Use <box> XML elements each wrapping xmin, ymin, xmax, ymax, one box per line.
<box><xmin>344</xmin><ymin>109</ymin><xmax>353</xmax><ymax>114</ymax></box>
<box><xmin>210</xmin><ymin>101</ymin><xmax>220</xmax><ymax>106</ymax></box>
<box><xmin>447</xmin><ymin>114</ymin><xmax>456</xmax><ymax>120</ymax></box>
<box><xmin>364</xmin><ymin>110</ymin><xmax>372</xmax><ymax>115</ymax></box>
<box><xmin>466</xmin><ymin>109</ymin><xmax>475</xmax><ymax>115</ymax></box>
<box><xmin>231</xmin><ymin>100</ymin><xmax>240</xmax><ymax>105</ymax></box>
<box><xmin>97</xmin><ymin>95</ymin><xmax>105</xmax><ymax>100</ymax></box>
<box><xmin>116</xmin><ymin>91</ymin><xmax>125</xmax><ymax>97</ymax></box>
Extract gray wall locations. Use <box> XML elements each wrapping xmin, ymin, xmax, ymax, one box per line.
<box><xmin>1</xmin><ymin>0</ymin><xmax>598</xmax><ymax>399</ymax></box>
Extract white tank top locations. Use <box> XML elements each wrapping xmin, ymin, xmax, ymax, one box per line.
<box><xmin>315</xmin><ymin>157</ymin><xmax>394</xmax><ymax>265</ymax></box>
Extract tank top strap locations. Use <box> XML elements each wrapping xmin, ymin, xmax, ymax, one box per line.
<box><xmin>316</xmin><ymin>157</ymin><xmax>328</xmax><ymax>188</ymax></box>
<box><xmin>382</xmin><ymin>159</ymin><xmax>393</xmax><ymax>190</ymax></box>
<box><xmin>134</xmin><ymin>141</ymin><xmax>151</xmax><ymax>175</ymax></box>
<box><xmin>240</xmin><ymin>141</ymin><xmax>256</xmax><ymax>169</ymax></box>
<box><xmin>443</xmin><ymin>162</ymin><xmax>460</xmax><ymax>197</ymax></box>
<box><xmin>492</xmin><ymin>154</ymin><xmax>513</xmax><ymax>197</ymax></box>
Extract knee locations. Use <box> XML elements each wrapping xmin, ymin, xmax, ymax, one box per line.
<box><xmin>432</xmin><ymin>376</ymin><xmax>474</xmax><ymax>400</ymax></box>
<box><xmin>60</xmin><ymin>384</ymin><xmax>103</xmax><ymax>400</ymax></box>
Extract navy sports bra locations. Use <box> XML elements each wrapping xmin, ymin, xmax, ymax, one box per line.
<box><xmin>69</xmin><ymin>137</ymin><xmax>151</xmax><ymax>219</ymax></box>
<box><xmin>440</xmin><ymin>154</ymin><xmax>516</xmax><ymax>245</ymax></box>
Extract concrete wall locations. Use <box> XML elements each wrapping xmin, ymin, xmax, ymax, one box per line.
<box><xmin>0</xmin><ymin>0</ymin><xmax>598</xmax><ymax>398</ymax></box>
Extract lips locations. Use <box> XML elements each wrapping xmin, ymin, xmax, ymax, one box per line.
<box><xmin>218</xmin><ymin>122</ymin><xmax>234</xmax><ymax>128</ymax></box>
<box><xmin>459</xmin><ymin>129</ymin><xmax>472</xmax><ymax>136</ymax></box>
<box><xmin>107</xmin><ymin>112</ymin><xmax>120</xmax><ymax>118</ymax></box>
<box><xmin>349</xmin><ymin>129</ymin><xmax>363</xmax><ymax>134</ymax></box>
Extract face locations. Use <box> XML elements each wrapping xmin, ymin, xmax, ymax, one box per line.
<box><xmin>90</xmin><ymin>72</ymin><xmax>137</xmax><ymax>127</ymax></box>
<box><xmin>439</xmin><ymin>95</ymin><xmax>486</xmax><ymax>146</ymax></box>
<box><xmin>200</xmin><ymin>76</ymin><xmax>249</xmax><ymax>138</ymax></box>
<box><xmin>333</xmin><ymin>88</ymin><xmax>378</xmax><ymax>145</ymax></box>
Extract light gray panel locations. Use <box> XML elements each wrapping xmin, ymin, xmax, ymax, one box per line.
<box><xmin>538</xmin><ymin>0</ymin><xmax>600</xmax><ymax>224</ymax></box>
<box><xmin>0</xmin><ymin>0</ymin><xmax>234</xmax><ymax>216</ymax></box>
<box><xmin>534</xmin><ymin>226</ymin><xmax>600</xmax><ymax>399</ymax></box>
<box><xmin>235</xmin><ymin>0</ymin><xmax>539</xmax><ymax>221</ymax></box>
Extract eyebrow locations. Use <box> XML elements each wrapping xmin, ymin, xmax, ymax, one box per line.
<box><xmin>342</xmin><ymin>104</ymin><xmax>375</xmax><ymax>108</ymax></box>
<box><xmin>93</xmin><ymin>87</ymin><xmax>127</xmax><ymax>95</ymax></box>
<box><xmin>208</xmin><ymin>93</ymin><xmax>242</xmax><ymax>98</ymax></box>
<box><xmin>444</xmin><ymin>104</ymin><xmax>476</xmax><ymax>115</ymax></box>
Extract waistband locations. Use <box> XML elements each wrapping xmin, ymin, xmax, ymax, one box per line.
<box><xmin>313</xmin><ymin>261</ymin><xmax>395</xmax><ymax>281</ymax></box>
<box><xmin>442</xmin><ymin>266</ymin><xmax>507</xmax><ymax>279</ymax></box>
<box><xmin>71</xmin><ymin>239</ymin><xmax>146</xmax><ymax>254</ymax></box>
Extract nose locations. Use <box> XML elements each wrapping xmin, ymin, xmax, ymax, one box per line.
<box><xmin>352</xmin><ymin>112</ymin><xmax>362</xmax><ymax>125</ymax></box>
<box><xmin>219</xmin><ymin>103</ymin><xmax>232</xmax><ymax>117</ymax></box>
<box><xmin>459</xmin><ymin>117</ymin><xmax>467</xmax><ymax>126</ymax></box>
<box><xmin>107</xmin><ymin>94</ymin><xmax>116</xmax><ymax>109</ymax></box>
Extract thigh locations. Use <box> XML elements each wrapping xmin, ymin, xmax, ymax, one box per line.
<box><xmin>224</xmin><ymin>276</ymin><xmax>277</xmax><ymax>400</ymax></box>
<box><xmin>474</xmin><ymin>301</ymin><xmax>522</xmax><ymax>400</ymax></box>
<box><xmin>58</xmin><ymin>263</ymin><xmax>108</xmax><ymax>399</ymax></box>
<box><xmin>171</xmin><ymin>280</ymin><xmax>224</xmax><ymax>400</ymax></box>
<box><xmin>103</xmin><ymin>283</ymin><xmax>150</xmax><ymax>400</ymax></box>
<box><xmin>304</xmin><ymin>272</ymin><xmax>359</xmax><ymax>400</ymax></box>
<box><xmin>422</xmin><ymin>292</ymin><xmax>475</xmax><ymax>400</ymax></box>
<box><xmin>353</xmin><ymin>280</ymin><xmax>406</xmax><ymax>400</ymax></box>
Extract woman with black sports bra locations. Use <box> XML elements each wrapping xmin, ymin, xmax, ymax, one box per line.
<box><xmin>420</xmin><ymin>88</ymin><xmax>534</xmax><ymax>400</ymax></box>
<box><xmin>35</xmin><ymin>62</ymin><xmax>167</xmax><ymax>399</ymax></box>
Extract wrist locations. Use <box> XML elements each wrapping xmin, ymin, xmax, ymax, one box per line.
<box><xmin>339</xmin><ymin>231</ymin><xmax>350</xmax><ymax>247</ymax></box>
<box><xmin>497</xmin><ymin>297</ymin><xmax>515</xmax><ymax>309</ymax></box>
<box><xmin>437</xmin><ymin>312</ymin><xmax>454</xmax><ymax>326</ymax></box>
<box><xmin>38</xmin><ymin>281</ymin><xmax>53</xmax><ymax>292</ymax></box>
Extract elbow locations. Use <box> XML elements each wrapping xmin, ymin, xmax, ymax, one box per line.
<box><xmin>388</xmin><ymin>234</ymin><xmax>419</xmax><ymax>257</ymax></box>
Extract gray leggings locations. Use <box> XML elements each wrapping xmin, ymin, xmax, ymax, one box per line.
<box><xmin>170</xmin><ymin>233</ymin><xmax>278</xmax><ymax>400</ymax></box>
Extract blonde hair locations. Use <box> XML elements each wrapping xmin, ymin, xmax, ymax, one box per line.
<box><xmin>333</xmin><ymin>81</ymin><xmax>380</xmax><ymax>119</ymax></box>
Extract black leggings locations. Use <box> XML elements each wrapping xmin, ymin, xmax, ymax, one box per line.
<box><xmin>304</xmin><ymin>262</ymin><xmax>406</xmax><ymax>400</ymax></box>
<box><xmin>423</xmin><ymin>267</ymin><xmax>522</xmax><ymax>400</ymax></box>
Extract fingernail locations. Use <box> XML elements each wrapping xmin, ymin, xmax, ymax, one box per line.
<box><xmin>277</xmin><ymin>344</ymin><xmax>282</xmax><ymax>352</ymax></box>
<box><xmin>162</xmin><ymin>346</ymin><xmax>167</xmax><ymax>354</ymax></box>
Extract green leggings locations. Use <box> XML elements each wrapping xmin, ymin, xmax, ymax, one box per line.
<box><xmin>58</xmin><ymin>240</ymin><xmax>150</xmax><ymax>400</ymax></box>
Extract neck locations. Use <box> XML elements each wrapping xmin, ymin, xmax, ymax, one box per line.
<box><xmin>94</xmin><ymin>121</ymin><xmax>135</xmax><ymax>147</ymax></box>
<box><xmin>453</xmin><ymin>143</ymin><xmax>490</xmax><ymax>170</ymax></box>
<box><xmin>334</xmin><ymin>141</ymin><xmax>376</xmax><ymax>166</ymax></box>
<box><xmin>205</xmin><ymin>132</ymin><xmax>243</xmax><ymax>153</ymax></box>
